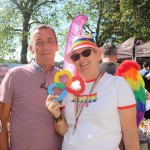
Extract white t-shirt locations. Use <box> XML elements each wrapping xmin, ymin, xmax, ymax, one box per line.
<box><xmin>62</xmin><ymin>73</ymin><xmax>136</xmax><ymax>150</ymax></box>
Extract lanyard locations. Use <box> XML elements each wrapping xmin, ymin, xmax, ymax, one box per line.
<box><xmin>73</xmin><ymin>72</ymin><xmax>104</xmax><ymax>133</ymax></box>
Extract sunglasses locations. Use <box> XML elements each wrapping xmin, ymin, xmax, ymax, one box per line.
<box><xmin>70</xmin><ymin>49</ymin><xmax>92</xmax><ymax>62</ymax></box>
<box><xmin>40</xmin><ymin>82</ymin><xmax>48</xmax><ymax>94</ymax></box>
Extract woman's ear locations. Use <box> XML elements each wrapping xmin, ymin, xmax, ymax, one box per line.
<box><xmin>97</xmin><ymin>53</ymin><xmax>102</xmax><ymax>63</ymax></box>
<box><xmin>98</xmin><ymin>58</ymin><xmax>102</xmax><ymax>64</ymax></box>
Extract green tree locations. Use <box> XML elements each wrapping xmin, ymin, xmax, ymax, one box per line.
<box><xmin>63</xmin><ymin>0</ymin><xmax>123</xmax><ymax>46</ymax></box>
<box><xmin>0</xmin><ymin>1</ymin><xmax>21</xmax><ymax>58</ymax></box>
<box><xmin>0</xmin><ymin>0</ymin><xmax>149</xmax><ymax>63</ymax></box>
<box><xmin>63</xmin><ymin>0</ymin><xmax>150</xmax><ymax>46</ymax></box>
<box><xmin>120</xmin><ymin>0</ymin><xmax>150</xmax><ymax>41</ymax></box>
<box><xmin>0</xmin><ymin>0</ymin><xmax>58</xmax><ymax>64</ymax></box>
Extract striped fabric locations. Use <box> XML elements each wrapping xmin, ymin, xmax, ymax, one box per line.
<box><xmin>73</xmin><ymin>93</ymin><xmax>97</xmax><ymax>103</ymax></box>
<box><xmin>71</xmin><ymin>37</ymin><xmax>97</xmax><ymax>50</ymax></box>
<box><xmin>65</xmin><ymin>35</ymin><xmax>102</xmax><ymax>64</ymax></box>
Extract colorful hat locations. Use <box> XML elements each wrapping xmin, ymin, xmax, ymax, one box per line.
<box><xmin>65</xmin><ymin>35</ymin><xmax>103</xmax><ymax>64</ymax></box>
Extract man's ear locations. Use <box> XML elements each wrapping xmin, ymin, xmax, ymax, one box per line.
<box><xmin>114</xmin><ymin>55</ymin><xmax>118</xmax><ymax>63</ymax></box>
<box><xmin>56</xmin><ymin>44</ymin><xmax>58</xmax><ymax>52</ymax></box>
<box><xmin>29</xmin><ymin>45</ymin><xmax>34</xmax><ymax>54</ymax></box>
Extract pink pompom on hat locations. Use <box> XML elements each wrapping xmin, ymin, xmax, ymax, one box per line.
<box><xmin>65</xmin><ymin>35</ymin><xmax>103</xmax><ymax>64</ymax></box>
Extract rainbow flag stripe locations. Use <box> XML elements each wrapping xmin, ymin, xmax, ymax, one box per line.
<box><xmin>73</xmin><ymin>93</ymin><xmax>97</xmax><ymax>103</ymax></box>
<box><xmin>71</xmin><ymin>38</ymin><xmax>97</xmax><ymax>50</ymax></box>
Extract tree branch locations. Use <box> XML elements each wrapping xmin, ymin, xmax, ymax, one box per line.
<box><xmin>32</xmin><ymin>0</ymin><xmax>56</xmax><ymax>12</ymax></box>
<box><xmin>84</xmin><ymin>24</ymin><xmax>94</xmax><ymax>33</ymax></box>
<box><xmin>10</xmin><ymin>0</ymin><xmax>21</xmax><ymax>10</ymax></box>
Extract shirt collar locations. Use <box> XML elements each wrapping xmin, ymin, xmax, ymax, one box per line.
<box><xmin>31</xmin><ymin>59</ymin><xmax>55</xmax><ymax>74</ymax></box>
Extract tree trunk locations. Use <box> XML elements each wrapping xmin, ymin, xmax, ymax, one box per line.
<box><xmin>20</xmin><ymin>15</ymin><xmax>30</xmax><ymax>64</ymax></box>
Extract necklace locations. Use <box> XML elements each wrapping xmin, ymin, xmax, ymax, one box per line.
<box><xmin>73</xmin><ymin>72</ymin><xmax>104</xmax><ymax>134</ymax></box>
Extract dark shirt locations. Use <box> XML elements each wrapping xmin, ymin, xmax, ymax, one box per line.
<box><xmin>100</xmin><ymin>62</ymin><xmax>117</xmax><ymax>75</ymax></box>
<box><xmin>139</xmin><ymin>69</ymin><xmax>149</xmax><ymax>76</ymax></box>
<box><xmin>139</xmin><ymin>69</ymin><xmax>150</xmax><ymax>119</ymax></box>
<box><xmin>140</xmin><ymin>69</ymin><xmax>150</xmax><ymax>92</ymax></box>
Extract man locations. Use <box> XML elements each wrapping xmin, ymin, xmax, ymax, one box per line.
<box><xmin>0</xmin><ymin>24</ymin><xmax>62</xmax><ymax>150</ymax></box>
<box><xmin>100</xmin><ymin>44</ymin><xmax>118</xmax><ymax>75</ymax></box>
<box><xmin>146</xmin><ymin>72</ymin><xmax>150</xmax><ymax>80</ymax></box>
<box><xmin>140</xmin><ymin>62</ymin><xmax>150</xmax><ymax>76</ymax></box>
<box><xmin>140</xmin><ymin>62</ymin><xmax>150</xmax><ymax>92</ymax></box>
<box><xmin>140</xmin><ymin>62</ymin><xmax>150</xmax><ymax>119</ymax></box>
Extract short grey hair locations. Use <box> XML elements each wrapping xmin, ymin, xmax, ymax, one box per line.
<box><xmin>30</xmin><ymin>24</ymin><xmax>57</xmax><ymax>44</ymax></box>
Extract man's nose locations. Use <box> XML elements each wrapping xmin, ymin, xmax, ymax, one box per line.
<box><xmin>42</xmin><ymin>42</ymin><xmax>49</xmax><ymax>50</ymax></box>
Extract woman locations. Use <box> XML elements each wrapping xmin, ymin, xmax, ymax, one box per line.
<box><xmin>46</xmin><ymin>35</ymin><xmax>139</xmax><ymax>150</ymax></box>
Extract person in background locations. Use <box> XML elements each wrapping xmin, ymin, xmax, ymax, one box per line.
<box><xmin>146</xmin><ymin>71</ymin><xmax>150</xmax><ymax>80</ymax></box>
<box><xmin>139</xmin><ymin>62</ymin><xmax>150</xmax><ymax>119</ymax></box>
<box><xmin>100</xmin><ymin>44</ymin><xmax>118</xmax><ymax>75</ymax></box>
<box><xmin>144</xmin><ymin>90</ymin><xmax>150</xmax><ymax>119</ymax></box>
<box><xmin>0</xmin><ymin>24</ymin><xmax>63</xmax><ymax>150</ymax></box>
<box><xmin>46</xmin><ymin>35</ymin><xmax>139</xmax><ymax>150</ymax></box>
<box><xmin>100</xmin><ymin>44</ymin><xmax>124</xmax><ymax>149</ymax></box>
<box><xmin>140</xmin><ymin>62</ymin><xmax>150</xmax><ymax>92</ymax></box>
<box><xmin>140</xmin><ymin>62</ymin><xmax>150</xmax><ymax>75</ymax></box>
<box><xmin>146</xmin><ymin>91</ymin><xmax>150</xmax><ymax>100</ymax></box>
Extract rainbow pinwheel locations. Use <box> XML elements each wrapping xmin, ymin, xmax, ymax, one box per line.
<box><xmin>115</xmin><ymin>60</ymin><xmax>146</xmax><ymax>127</ymax></box>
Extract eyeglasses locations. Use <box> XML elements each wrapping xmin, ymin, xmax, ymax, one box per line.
<box><xmin>70</xmin><ymin>49</ymin><xmax>92</xmax><ymax>62</ymax></box>
<box><xmin>40</xmin><ymin>83</ymin><xmax>48</xmax><ymax>94</ymax></box>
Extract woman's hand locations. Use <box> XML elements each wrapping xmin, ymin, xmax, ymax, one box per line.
<box><xmin>46</xmin><ymin>95</ymin><xmax>68</xmax><ymax>136</ymax></box>
<box><xmin>46</xmin><ymin>95</ymin><xmax>64</xmax><ymax>118</ymax></box>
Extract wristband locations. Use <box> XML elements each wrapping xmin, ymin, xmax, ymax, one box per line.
<box><xmin>53</xmin><ymin>114</ymin><xmax>63</xmax><ymax>123</ymax></box>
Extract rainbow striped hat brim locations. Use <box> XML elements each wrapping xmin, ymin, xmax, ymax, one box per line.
<box><xmin>65</xmin><ymin>35</ymin><xmax>103</xmax><ymax>64</ymax></box>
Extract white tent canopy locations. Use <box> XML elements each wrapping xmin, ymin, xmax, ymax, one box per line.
<box><xmin>135</xmin><ymin>41</ymin><xmax>150</xmax><ymax>57</ymax></box>
<box><xmin>117</xmin><ymin>37</ymin><xmax>150</xmax><ymax>59</ymax></box>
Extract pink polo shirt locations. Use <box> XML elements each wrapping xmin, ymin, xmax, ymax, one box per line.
<box><xmin>0</xmin><ymin>63</ymin><xmax>63</xmax><ymax>150</ymax></box>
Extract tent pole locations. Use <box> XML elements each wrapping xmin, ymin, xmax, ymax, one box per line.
<box><xmin>132</xmin><ymin>40</ymin><xmax>136</xmax><ymax>61</ymax></box>
<box><xmin>132</xmin><ymin>45</ymin><xmax>135</xmax><ymax>60</ymax></box>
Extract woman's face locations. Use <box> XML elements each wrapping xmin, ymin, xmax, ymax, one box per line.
<box><xmin>71</xmin><ymin>47</ymin><xmax>101</xmax><ymax>80</ymax></box>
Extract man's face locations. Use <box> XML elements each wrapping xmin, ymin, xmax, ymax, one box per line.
<box><xmin>29</xmin><ymin>28</ymin><xmax>58</xmax><ymax>68</ymax></box>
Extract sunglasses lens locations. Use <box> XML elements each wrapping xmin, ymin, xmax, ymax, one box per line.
<box><xmin>70</xmin><ymin>54</ymin><xmax>80</xmax><ymax>61</ymax></box>
<box><xmin>82</xmin><ymin>49</ymin><xmax>91</xmax><ymax>57</ymax></box>
<box><xmin>70</xmin><ymin>49</ymin><xmax>92</xmax><ymax>62</ymax></box>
